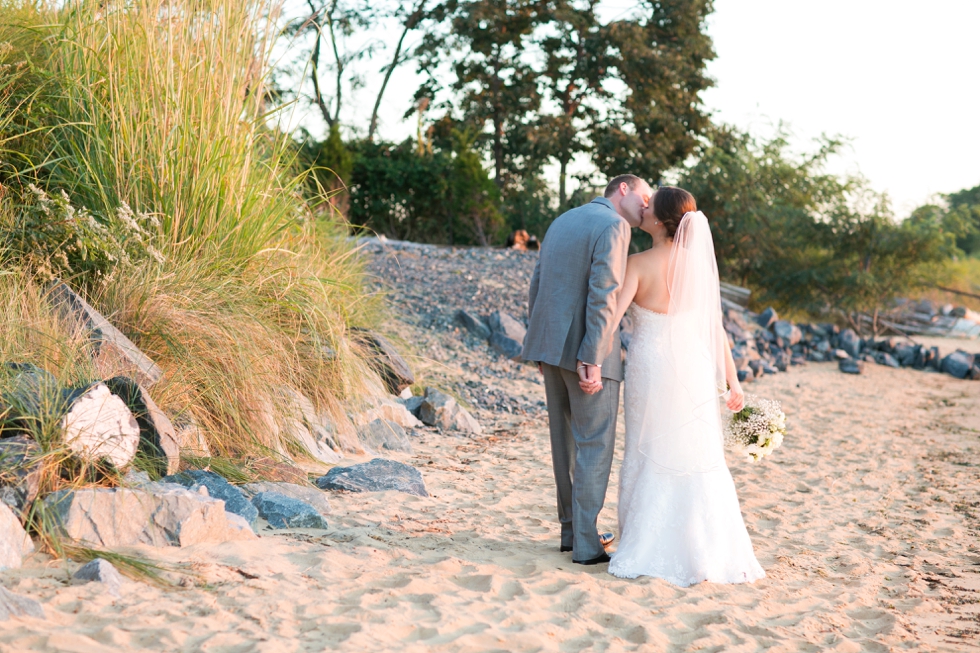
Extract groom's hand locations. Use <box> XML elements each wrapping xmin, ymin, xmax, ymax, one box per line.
<box><xmin>577</xmin><ymin>361</ymin><xmax>603</xmax><ymax>395</ymax></box>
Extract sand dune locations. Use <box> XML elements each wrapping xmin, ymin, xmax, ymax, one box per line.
<box><xmin>1</xmin><ymin>358</ymin><xmax>979</xmax><ymax>652</ymax></box>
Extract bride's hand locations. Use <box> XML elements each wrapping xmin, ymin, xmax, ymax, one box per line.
<box><xmin>726</xmin><ymin>380</ymin><xmax>745</xmax><ymax>412</ymax></box>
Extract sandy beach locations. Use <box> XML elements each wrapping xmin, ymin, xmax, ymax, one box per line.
<box><xmin>1</xmin><ymin>355</ymin><xmax>978</xmax><ymax>651</ymax></box>
<box><xmin>2</xmin><ymin>243</ymin><xmax>979</xmax><ymax>652</ymax></box>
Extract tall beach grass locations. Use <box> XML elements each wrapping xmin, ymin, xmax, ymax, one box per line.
<box><xmin>0</xmin><ymin>0</ymin><xmax>385</xmax><ymax>466</ymax></box>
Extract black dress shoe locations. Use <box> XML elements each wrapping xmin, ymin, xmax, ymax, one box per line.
<box><xmin>560</xmin><ymin>545</ymin><xmax>573</xmax><ymax>553</ymax></box>
<box><xmin>573</xmin><ymin>552</ymin><xmax>611</xmax><ymax>565</ymax></box>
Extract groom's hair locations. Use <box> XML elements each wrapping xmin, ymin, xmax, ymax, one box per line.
<box><xmin>603</xmin><ymin>174</ymin><xmax>643</xmax><ymax>198</ymax></box>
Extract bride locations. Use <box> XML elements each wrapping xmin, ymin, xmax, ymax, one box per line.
<box><xmin>606</xmin><ymin>186</ymin><xmax>765</xmax><ymax>586</ymax></box>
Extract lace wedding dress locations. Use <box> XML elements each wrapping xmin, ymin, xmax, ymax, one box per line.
<box><xmin>609</xmin><ymin>304</ymin><xmax>765</xmax><ymax>587</ymax></box>
<box><xmin>606</xmin><ymin>302</ymin><xmax>766</xmax><ymax>587</ymax></box>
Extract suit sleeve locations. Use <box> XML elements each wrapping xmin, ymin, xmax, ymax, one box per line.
<box><xmin>528</xmin><ymin>254</ymin><xmax>541</xmax><ymax>319</ymax></box>
<box><xmin>577</xmin><ymin>220</ymin><xmax>630</xmax><ymax>366</ymax></box>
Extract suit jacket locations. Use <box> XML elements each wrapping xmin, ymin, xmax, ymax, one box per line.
<box><xmin>523</xmin><ymin>197</ymin><xmax>631</xmax><ymax>381</ymax></box>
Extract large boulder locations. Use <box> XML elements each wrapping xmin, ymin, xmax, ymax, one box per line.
<box><xmin>358</xmin><ymin>418</ymin><xmax>413</xmax><ymax>453</ymax></box>
<box><xmin>104</xmin><ymin>377</ymin><xmax>179</xmax><ymax>476</ymax></box>
<box><xmin>874</xmin><ymin>352</ymin><xmax>900</xmax><ymax>368</ymax></box>
<box><xmin>352</xmin><ymin>330</ymin><xmax>415</xmax><ymax>395</ymax></box>
<box><xmin>316</xmin><ymin>458</ymin><xmax>428</xmax><ymax>497</ymax></box>
<box><xmin>0</xmin><ymin>586</ymin><xmax>44</xmax><ymax>621</ymax></box>
<box><xmin>275</xmin><ymin>387</ymin><xmax>343</xmax><ymax>464</ymax></box>
<box><xmin>773</xmin><ymin>320</ymin><xmax>802</xmax><ymax>346</ymax></box>
<box><xmin>755</xmin><ymin>307</ymin><xmax>778</xmax><ymax>329</ymax></box>
<box><xmin>242</xmin><ymin>481</ymin><xmax>330</xmax><ymax>517</ymax></box>
<box><xmin>49</xmin><ymin>281</ymin><xmax>163</xmax><ymax>387</ymax></box>
<box><xmin>417</xmin><ymin>388</ymin><xmax>482</xmax><ymax>435</ymax></box>
<box><xmin>0</xmin><ymin>502</ymin><xmax>33</xmax><ymax>570</ymax></box>
<box><xmin>61</xmin><ymin>383</ymin><xmax>140</xmax><ymax>470</ymax></box>
<box><xmin>251</xmin><ymin>492</ymin><xmax>328</xmax><ymax>529</ymax></box>
<box><xmin>894</xmin><ymin>343</ymin><xmax>918</xmax><ymax>367</ymax></box>
<box><xmin>161</xmin><ymin>470</ymin><xmax>258</xmax><ymax>525</ymax></box>
<box><xmin>488</xmin><ymin>311</ymin><xmax>526</xmax><ymax>361</ymax></box>
<box><xmin>71</xmin><ymin>558</ymin><xmax>123</xmax><ymax>598</ymax></box>
<box><xmin>838</xmin><ymin>329</ymin><xmax>862</xmax><ymax>359</ymax></box>
<box><xmin>454</xmin><ymin>310</ymin><xmax>491</xmax><ymax>340</ymax></box>
<box><xmin>941</xmin><ymin>351</ymin><xmax>975</xmax><ymax>379</ymax></box>
<box><xmin>0</xmin><ymin>436</ymin><xmax>41</xmax><ymax>519</ymax></box>
<box><xmin>839</xmin><ymin>359</ymin><xmax>865</xmax><ymax>375</ymax></box>
<box><xmin>42</xmin><ymin>485</ymin><xmax>256</xmax><ymax>547</ymax></box>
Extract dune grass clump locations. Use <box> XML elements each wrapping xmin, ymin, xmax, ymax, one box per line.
<box><xmin>0</xmin><ymin>0</ymin><xmax>385</xmax><ymax>466</ymax></box>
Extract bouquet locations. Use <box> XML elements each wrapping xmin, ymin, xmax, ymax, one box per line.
<box><xmin>723</xmin><ymin>395</ymin><xmax>786</xmax><ymax>462</ymax></box>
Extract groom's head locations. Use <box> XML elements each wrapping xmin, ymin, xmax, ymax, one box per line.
<box><xmin>604</xmin><ymin>174</ymin><xmax>651</xmax><ymax>228</ymax></box>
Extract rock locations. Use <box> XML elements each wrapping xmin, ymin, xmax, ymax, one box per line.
<box><xmin>725</xmin><ymin>308</ymin><xmax>752</xmax><ymax>332</ymax></box>
<box><xmin>838</xmin><ymin>329</ymin><xmax>862</xmax><ymax>359</ymax></box>
<box><xmin>316</xmin><ymin>458</ymin><xmax>428</xmax><ymax>497</ymax></box>
<box><xmin>941</xmin><ymin>351</ymin><xmax>975</xmax><ymax>379</ymax></box>
<box><xmin>951</xmin><ymin>306</ymin><xmax>967</xmax><ymax>318</ymax></box>
<box><xmin>488</xmin><ymin>311</ymin><xmax>526</xmax><ymax>360</ymax></box>
<box><xmin>242</xmin><ymin>482</ymin><xmax>330</xmax><ymax>517</ymax></box>
<box><xmin>402</xmin><ymin>395</ymin><xmax>424</xmax><ymax>417</ymax></box>
<box><xmin>619</xmin><ymin>312</ymin><xmax>635</xmax><ymax>350</ymax></box>
<box><xmin>875</xmin><ymin>352</ymin><xmax>900</xmax><ymax>368</ymax></box>
<box><xmin>928</xmin><ymin>346</ymin><xmax>942</xmax><ymax>371</ymax></box>
<box><xmin>351</xmin><ymin>329</ymin><xmax>415</xmax><ymax>395</ymax></box>
<box><xmin>61</xmin><ymin>383</ymin><xmax>140</xmax><ymax>469</ymax></box>
<box><xmin>839</xmin><ymin>359</ymin><xmax>865</xmax><ymax>375</ymax></box>
<box><xmin>771</xmin><ymin>348</ymin><xmax>791</xmax><ymax>372</ymax></box>
<box><xmin>747</xmin><ymin>360</ymin><xmax>765</xmax><ymax>378</ymax></box>
<box><xmin>418</xmin><ymin>387</ymin><xmax>457</xmax><ymax>428</ymax></box>
<box><xmin>275</xmin><ymin>387</ymin><xmax>343</xmax><ymax>464</ymax></box>
<box><xmin>0</xmin><ymin>586</ymin><xmax>44</xmax><ymax>621</ymax></box>
<box><xmin>790</xmin><ymin>354</ymin><xmax>807</xmax><ymax>366</ymax></box>
<box><xmin>251</xmin><ymin>492</ymin><xmax>328</xmax><ymax>529</ymax></box>
<box><xmin>103</xmin><ymin>377</ymin><xmax>179</xmax><ymax>476</ymax></box>
<box><xmin>450</xmin><ymin>405</ymin><xmax>483</xmax><ymax>435</ymax></box>
<box><xmin>894</xmin><ymin>343</ymin><xmax>917</xmax><ymax>367</ymax></box>
<box><xmin>773</xmin><ymin>320</ymin><xmax>802</xmax><ymax>346</ymax></box>
<box><xmin>806</xmin><ymin>350</ymin><xmax>827</xmax><ymax>363</ymax></box>
<box><xmin>454</xmin><ymin>310</ymin><xmax>491</xmax><ymax>340</ymax></box>
<box><xmin>0</xmin><ymin>502</ymin><xmax>33</xmax><ymax>569</ymax></box>
<box><xmin>914</xmin><ymin>299</ymin><xmax>937</xmax><ymax>315</ymax></box>
<box><xmin>42</xmin><ymin>485</ymin><xmax>257</xmax><ymax>547</ymax></box>
<box><xmin>358</xmin><ymin>418</ymin><xmax>412</xmax><ymax>453</ymax></box>
<box><xmin>814</xmin><ymin>339</ymin><xmax>831</xmax><ymax>354</ymax></box>
<box><xmin>172</xmin><ymin>415</ymin><xmax>211</xmax><ymax>458</ymax></box>
<box><xmin>833</xmin><ymin>349</ymin><xmax>850</xmax><ymax>361</ymax></box>
<box><xmin>161</xmin><ymin>470</ymin><xmax>258</xmax><ymax>525</ymax></box>
<box><xmin>49</xmin><ymin>281</ymin><xmax>163</xmax><ymax>387</ymax></box>
<box><xmin>0</xmin><ymin>436</ymin><xmax>40</xmax><ymax>518</ymax></box>
<box><xmin>71</xmin><ymin>558</ymin><xmax>123</xmax><ymax>598</ymax></box>
<box><xmin>736</xmin><ymin>369</ymin><xmax>750</xmax><ymax>382</ymax></box>
<box><xmin>352</xmin><ymin>396</ymin><xmax>422</xmax><ymax>430</ymax></box>
<box><xmin>756</xmin><ymin>307</ymin><xmax>778</xmax><ymax>329</ymax></box>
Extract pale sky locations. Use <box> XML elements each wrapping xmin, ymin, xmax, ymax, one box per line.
<box><xmin>289</xmin><ymin>0</ymin><xmax>980</xmax><ymax>218</ymax></box>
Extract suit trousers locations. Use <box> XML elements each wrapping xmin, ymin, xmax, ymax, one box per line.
<box><xmin>541</xmin><ymin>363</ymin><xmax>620</xmax><ymax>561</ymax></box>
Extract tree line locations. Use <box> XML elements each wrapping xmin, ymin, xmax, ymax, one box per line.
<box><xmin>285</xmin><ymin>0</ymin><xmax>978</xmax><ymax>328</ymax></box>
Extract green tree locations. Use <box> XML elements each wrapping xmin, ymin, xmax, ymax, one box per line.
<box><xmin>536</xmin><ymin>0</ymin><xmax>611</xmax><ymax>208</ymax></box>
<box><xmin>944</xmin><ymin>183</ymin><xmax>980</xmax><ymax>255</ymax></box>
<box><xmin>415</xmin><ymin>0</ymin><xmax>545</xmax><ymax>189</ymax></box>
<box><xmin>591</xmin><ymin>0</ymin><xmax>715</xmax><ymax>183</ymax></box>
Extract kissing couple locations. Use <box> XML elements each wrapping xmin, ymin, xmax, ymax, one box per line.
<box><xmin>523</xmin><ymin>175</ymin><xmax>766</xmax><ymax>587</ymax></box>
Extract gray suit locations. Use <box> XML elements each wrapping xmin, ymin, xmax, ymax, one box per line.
<box><xmin>523</xmin><ymin>197</ymin><xmax>631</xmax><ymax>561</ymax></box>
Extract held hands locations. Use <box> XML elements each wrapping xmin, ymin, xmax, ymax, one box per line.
<box><xmin>726</xmin><ymin>378</ymin><xmax>745</xmax><ymax>412</ymax></box>
<box><xmin>577</xmin><ymin>360</ymin><xmax>603</xmax><ymax>395</ymax></box>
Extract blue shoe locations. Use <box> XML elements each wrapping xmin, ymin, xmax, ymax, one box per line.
<box><xmin>600</xmin><ymin>532</ymin><xmax>615</xmax><ymax>549</ymax></box>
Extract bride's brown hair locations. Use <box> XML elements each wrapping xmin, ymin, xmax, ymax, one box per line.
<box><xmin>653</xmin><ymin>186</ymin><xmax>697</xmax><ymax>238</ymax></box>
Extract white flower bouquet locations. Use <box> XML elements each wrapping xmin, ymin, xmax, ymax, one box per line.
<box><xmin>723</xmin><ymin>395</ymin><xmax>786</xmax><ymax>462</ymax></box>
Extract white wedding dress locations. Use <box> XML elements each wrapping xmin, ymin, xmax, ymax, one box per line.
<box><xmin>606</xmin><ymin>213</ymin><xmax>767</xmax><ymax>591</ymax></box>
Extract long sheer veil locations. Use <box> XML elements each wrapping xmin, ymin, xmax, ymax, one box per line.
<box><xmin>636</xmin><ymin>211</ymin><xmax>729</xmax><ymax>475</ymax></box>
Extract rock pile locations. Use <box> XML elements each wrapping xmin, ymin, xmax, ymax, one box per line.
<box><xmin>719</xmin><ymin>303</ymin><xmax>980</xmax><ymax>381</ymax></box>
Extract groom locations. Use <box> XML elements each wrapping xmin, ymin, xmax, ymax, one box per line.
<box><xmin>524</xmin><ymin>174</ymin><xmax>651</xmax><ymax>565</ymax></box>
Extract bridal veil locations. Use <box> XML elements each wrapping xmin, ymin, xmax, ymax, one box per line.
<box><xmin>635</xmin><ymin>211</ymin><xmax>729</xmax><ymax>475</ymax></box>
